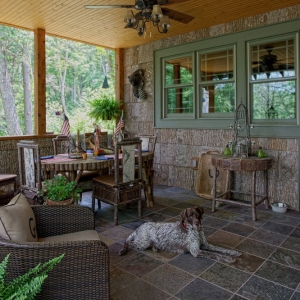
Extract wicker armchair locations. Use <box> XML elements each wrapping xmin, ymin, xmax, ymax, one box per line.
<box><xmin>0</xmin><ymin>205</ymin><xmax>109</xmax><ymax>300</ymax></box>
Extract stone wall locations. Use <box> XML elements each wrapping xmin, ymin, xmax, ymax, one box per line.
<box><xmin>123</xmin><ymin>5</ymin><xmax>300</xmax><ymax>210</ymax></box>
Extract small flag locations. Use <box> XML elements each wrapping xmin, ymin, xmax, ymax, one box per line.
<box><xmin>60</xmin><ymin>112</ymin><xmax>70</xmax><ymax>137</ymax></box>
<box><xmin>114</xmin><ymin>115</ymin><xmax>124</xmax><ymax>136</ymax></box>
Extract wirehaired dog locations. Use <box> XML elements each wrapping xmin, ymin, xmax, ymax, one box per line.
<box><xmin>119</xmin><ymin>206</ymin><xmax>241</xmax><ymax>263</ymax></box>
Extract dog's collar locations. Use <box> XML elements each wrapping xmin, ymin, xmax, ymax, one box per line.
<box><xmin>181</xmin><ymin>221</ymin><xmax>188</xmax><ymax>230</ymax></box>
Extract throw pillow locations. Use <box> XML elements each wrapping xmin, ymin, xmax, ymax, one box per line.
<box><xmin>0</xmin><ymin>193</ymin><xmax>37</xmax><ymax>242</ymax></box>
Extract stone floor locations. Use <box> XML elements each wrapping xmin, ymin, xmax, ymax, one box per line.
<box><xmin>81</xmin><ymin>185</ymin><xmax>300</xmax><ymax>300</ymax></box>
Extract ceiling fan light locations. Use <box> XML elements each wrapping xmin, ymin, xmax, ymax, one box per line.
<box><xmin>137</xmin><ymin>19</ymin><xmax>145</xmax><ymax>30</ymax></box>
<box><xmin>160</xmin><ymin>15</ymin><xmax>170</xmax><ymax>28</ymax></box>
<box><xmin>124</xmin><ymin>10</ymin><xmax>135</xmax><ymax>23</ymax></box>
<box><xmin>151</xmin><ymin>5</ymin><xmax>163</xmax><ymax>17</ymax></box>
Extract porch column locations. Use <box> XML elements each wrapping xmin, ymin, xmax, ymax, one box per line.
<box><xmin>34</xmin><ymin>28</ymin><xmax>46</xmax><ymax>135</ymax></box>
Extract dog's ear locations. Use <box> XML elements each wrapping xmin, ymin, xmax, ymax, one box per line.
<box><xmin>194</xmin><ymin>206</ymin><xmax>204</xmax><ymax>219</ymax></box>
<box><xmin>180</xmin><ymin>208</ymin><xmax>192</xmax><ymax>223</ymax></box>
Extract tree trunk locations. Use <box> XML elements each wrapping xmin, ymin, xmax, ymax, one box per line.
<box><xmin>22</xmin><ymin>44</ymin><xmax>33</xmax><ymax>135</ymax></box>
<box><xmin>0</xmin><ymin>43</ymin><xmax>23</xmax><ymax>136</ymax></box>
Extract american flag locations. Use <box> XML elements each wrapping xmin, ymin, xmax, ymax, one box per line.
<box><xmin>60</xmin><ymin>113</ymin><xmax>70</xmax><ymax>136</ymax></box>
<box><xmin>114</xmin><ymin>115</ymin><xmax>124</xmax><ymax>136</ymax></box>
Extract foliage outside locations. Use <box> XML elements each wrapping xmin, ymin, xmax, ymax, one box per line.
<box><xmin>0</xmin><ymin>253</ymin><xmax>64</xmax><ymax>300</ymax></box>
<box><xmin>39</xmin><ymin>176</ymin><xmax>82</xmax><ymax>202</ymax></box>
<box><xmin>0</xmin><ymin>24</ymin><xmax>116</xmax><ymax>136</ymax></box>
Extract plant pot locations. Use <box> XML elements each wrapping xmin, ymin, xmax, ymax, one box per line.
<box><xmin>46</xmin><ymin>198</ymin><xmax>74</xmax><ymax>206</ymax></box>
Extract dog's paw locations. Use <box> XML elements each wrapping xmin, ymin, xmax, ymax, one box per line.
<box><xmin>223</xmin><ymin>256</ymin><xmax>236</xmax><ymax>263</ymax></box>
<box><xmin>232</xmin><ymin>250</ymin><xmax>242</xmax><ymax>257</ymax></box>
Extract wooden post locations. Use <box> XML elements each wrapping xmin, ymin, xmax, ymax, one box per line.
<box><xmin>115</xmin><ymin>48</ymin><xmax>124</xmax><ymax>128</ymax></box>
<box><xmin>34</xmin><ymin>28</ymin><xmax>46</xmax><ymax>135</ymax></box>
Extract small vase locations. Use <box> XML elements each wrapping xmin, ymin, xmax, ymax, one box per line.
<box><xmin>46</xmin><ymin>198</ymin><xmax>73</xmax><ymax>206</ymax></box>
<box><xmin>223</xmin><ymin>145</ymin><xmax>231</xmax><ymax>156</ymax></box>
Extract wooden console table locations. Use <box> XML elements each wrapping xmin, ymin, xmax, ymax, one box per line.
<box><xmin>211</xmin><ymin>154</ymin><xmax>272</xmax><ymax>221</ymax></box>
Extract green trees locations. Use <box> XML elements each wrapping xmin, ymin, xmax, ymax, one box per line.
<box><xmin>0</xmin><ymin>25</ymin><xmax>115</xmax><ymax>136</ymax></box>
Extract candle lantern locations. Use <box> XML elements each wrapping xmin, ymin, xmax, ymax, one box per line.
<box><xmin>231</xmin><ymin>102</ymin><xmax>252</xmax><ymax>158</ymax></box>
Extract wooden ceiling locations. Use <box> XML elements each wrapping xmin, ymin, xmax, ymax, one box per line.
<box><xmin>0</xmin><ymin>0</ymin><xmax>299</xmax><ymax>49</ymax></box>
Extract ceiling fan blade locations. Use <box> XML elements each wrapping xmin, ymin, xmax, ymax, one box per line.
<box><xmin>162</xmin><ymin>8</ymin><xmax>194</xmax><ymax>24</ymax></box>
<box><xmin>164</xmin><ymin>0</ymin><xmax>191</xmax><ymax>5</ymax></box>
<box><xmin>85</xmin><ymin>5</ymin><xmax>135</xmax><ymax>9</ymax></box>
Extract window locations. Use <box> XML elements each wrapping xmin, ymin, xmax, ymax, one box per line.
<box><xmin>164</xmin><ymin>55</ymin><xmax>194</xmax><ymax>117</ymax></box>
<box><xmin>249</xmin><ymin>38</ymin><xmax>296</xmax><ymax>123</ymax></box>
<box><xmin>199</xmin><ymin>48</ymin><xmax>235</xmax><ymax>115</ymax></box>
<box><xmin>154</xmin><ymin>18</ymin><xmax>300</xmax><ymax>137</ymax></box>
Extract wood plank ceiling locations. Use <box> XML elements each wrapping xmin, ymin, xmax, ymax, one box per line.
<box><xmin>0</xmin><ymin>0</ymin><xmax>299</xmax><ymax>49</ymax></box>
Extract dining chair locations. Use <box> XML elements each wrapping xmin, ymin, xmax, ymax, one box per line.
<box><xmin>136</xmin><ymin>134</ymin><xmax>157</xmax><ymax>153</ymax></box>
<box><xmin>92</xmin><ymin>138</ymin><xmax>143</xmax><ymax>225</ymax></box>
<box><xmin>52</xmin><ymin>135</ymin><xmax>69</xmax><ymax>155</ymax></box>
<box><xmin>136</xmin><ymin>134</ymin><xmax>157</xmax><ymax>200</ymax></box>
<box><xmin>17</xmin><ymin>140</ymin><xmax>43</xmax><ymax>204</ymax></box>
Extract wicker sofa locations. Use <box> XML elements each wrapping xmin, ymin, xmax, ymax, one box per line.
<box><xmin>0</xmin><ymin>204</ymin><xmax>110</xmax><ymax>299</ymax></box>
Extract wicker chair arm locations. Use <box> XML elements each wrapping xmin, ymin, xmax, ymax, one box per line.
<box><xmin>0</xmin><ymin>238</ymin><xmax>109</xmax><ymax>300</ymax></box>
<box><xmin>32</xmin><ymin>205</ymin><xmax>95</xmax><ymax>238</ymax></box>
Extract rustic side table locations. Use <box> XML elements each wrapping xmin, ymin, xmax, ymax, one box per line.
<box><xmin>0</xmin><ymin>174</ymin><xmax>17</xmax><ymax>205</ymax></box>
<box><xmin>211</xmin><ymin>154</ymin><xmax>272</xmax><ymax>221</ymax></box>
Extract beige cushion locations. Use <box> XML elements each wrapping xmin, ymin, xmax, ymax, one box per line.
<box><xmin>38</xmin><ymin>230</ymin><xmax>100</xmax><ymax>242</ymax></box>
<box><xmin>0</xmin><ymin>193</ymin><xmax>37</xmax><ymax>242</ymax></box>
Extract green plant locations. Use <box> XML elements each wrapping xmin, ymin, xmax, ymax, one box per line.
<box><xmin>88</xmin><ymin>96</ymin><xmax>122</xmax><ymax>121</ymax></box>
<box><xmin>39</xmin><ymin>176</ymin><xmax>82</xmax><ymax>202</ymax></box>
<box><xmin>0</xmin><ymin>253</ymin><xmax>64</xmax><ymax>300</ymax></box>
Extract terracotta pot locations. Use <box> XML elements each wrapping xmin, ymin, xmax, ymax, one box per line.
<box><xmin>46</xmin><ymin>198</ymin><xmax>73</xmax><ymax>206</ymax></box>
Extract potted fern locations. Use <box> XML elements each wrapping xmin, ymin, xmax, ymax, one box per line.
<box><xmin>0</xmin><ymin>253</ymin><xmax>64</xmax><ymax>299</ymax></box>
<box><xmin>39</xmin><ymin>176</ymin><xmax>82</xmax><ymax>205</ymax></box>
<box><xmin>88</xmin><ymin>96</ymin><xmax>122</xmax><ymax>121</ymax></box>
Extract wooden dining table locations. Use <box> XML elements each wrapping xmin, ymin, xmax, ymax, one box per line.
<box><xmin>41</xmin><ymin>152</ymin><xmax>155</xmax><ymax>207</ymax></box>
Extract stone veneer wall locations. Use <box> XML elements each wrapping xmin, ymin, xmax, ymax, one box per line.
<box><xmin>123</xmin><ymin>5</ymin><xmax>300</xmax><ymax>210</ymax></box>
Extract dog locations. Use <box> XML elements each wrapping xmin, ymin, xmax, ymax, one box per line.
<box><xmin>119</xmin><ymin>206</ymin><xmax>242</xmax><ymax>263</ymax></box>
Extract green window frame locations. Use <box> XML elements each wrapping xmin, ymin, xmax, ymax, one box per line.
<box><xmin>154</xmin><ymin>18</ymin><xmax>300</xmax><ymax>137</ymax></box>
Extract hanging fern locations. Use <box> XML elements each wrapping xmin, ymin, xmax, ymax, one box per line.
<box><xmin>88</xmin><ymin>96</ymin><xmax>122</xmax><ymax>121</ymax></box>
<box><xmin>0</xmin><ymin>253</ymin><xmax>64</xmax><ymax>300</ymax></box>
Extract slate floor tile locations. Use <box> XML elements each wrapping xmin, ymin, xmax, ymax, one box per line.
<box><xmin>143</xmin><ymin>264</ymin><xmax>195</xmax><ymax>295</ymax></box>
<box><xmin>256</xmin><ymin>260</ymin><xmax>300</xmax><ymax>289</ymax></box>
<box><xmin>222</xmin><ymin>222</ymin><xmax>256</xmax><ymax>237</ymax></box>
<box><xmin>117</xmin><ymin>252</ymin><xmax>163</xmax><ymax>277</ymax></box>
<box><xmin>175</xmin><ymin>278</ymin><xmax>232</xmax><ymax>300</ymax></box>
<box><xmin>236</xmin><ymin>238</ymin><xmax>276</xmax><ymax>258</ymax></box>
<box><xmin>211</xmin><ymin>210</ymin><xmax>242</xmax><ymax>221</ymax></box>
<box><xmin>206</xmin><ymin>230</ymin><xmax>245</xmax><ymax>249</ymax></box>
<box><xmin>291</xmin><ymin>292</ymin><xmax>300</xmax><ymax>300</ymax></box>
<box><xmin>202</xmin><ymin>216</ymin><xmax>229</xmax><ymax>229</ymax></box>
<box><xmin>249</xmin><ymin>228</ymin><xmax>288</xmax><ymax>246</ymax></box>
<box><xmin>228</xmin><ymin>252</ymin><xmax>265</xmax><ymax>273</ymax></box>
<box><xmin>291</xmin><ymin>227</ymin><xmax>300</xmax><ymax>238</ymax></box>
<box><xmin>237</xmin><ymin>275</ymin><xmax>294</xmax><ymax>300</ymax></box>
<box><xmin>269</xmin><ymin>247</ymin><xmax>300</xmax><ymax>270</ymax></box>
<box><xmin>281</xmin><ymin>236</ymin><xmax>300</xmax><ymax>252</ymax></box>
<box><xmin>110</xmin><ymin>278</ymin><xmax>170</xmax><ymax>300</ymax></box>
<box><xmin>261</xmin><ymin>221</ymin><xmax>295</xmax><ymax>235</ymax></box>
<box><xmin>169</xmin><ymin>253</ymin><xmax>215</xmax><ymax>276</ymax></box>
<box><xmin>200</xmin><ymin>263</ymin><xmax>251</xmax><ymax>292</ymax></box>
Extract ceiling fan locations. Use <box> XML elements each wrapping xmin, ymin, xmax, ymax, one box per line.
<box><xmin>85</xmin><ymin>0</ymin><xmax>194</xmax><ymax>30</ymax></box>
<box><xmin>252</xmin><ymin>46</ymin><xmax>294</xmax><ymax>73</ymax></box>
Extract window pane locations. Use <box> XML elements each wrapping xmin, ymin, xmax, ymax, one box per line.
<box><xmin>252</xmin><ymin>81</ymin><xmax>296</xmax><ymax>119</ymax></box>
<box><xmin>201</xmin><ymin>84</ymin><xmax>235</xmax><ymax>113</ymax></box>
<box><xmin>165</xmin><ymin>56</ymin><xmax>193</xmax><ymax>86</ymax></box>
<box><xmin>201</xmin><ymin>50</ymin><xmax>233</xmax><ymax>81</ymax></box>
<box><xmin>167</xmin><ymin>87</ymin><xmax>194</xmax><ymax>114</ymax></box>
<box><xmin>251</xmin><ymin>40</ymin><xmax>294</xmax><ymax>80</ymax></box>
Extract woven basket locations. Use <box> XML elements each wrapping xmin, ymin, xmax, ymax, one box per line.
<box><xmin>195</xmin><ymin>151</ymin><xmax>229</xmax><ymax>200</ymax></box>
